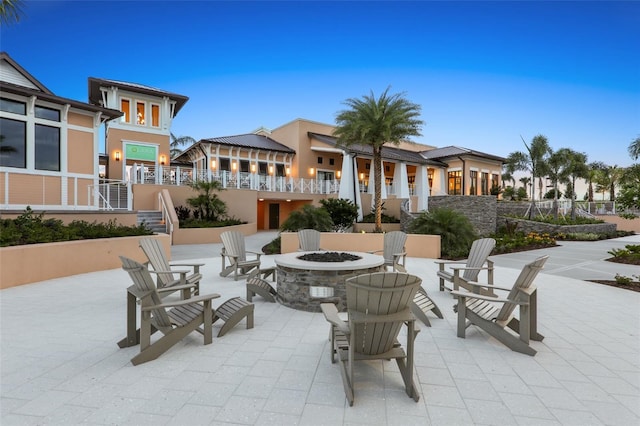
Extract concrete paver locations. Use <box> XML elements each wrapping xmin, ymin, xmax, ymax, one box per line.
<box><xmin>1</xmin><ymin>232</ymin><xmax>638</xmax><ymax>425</ymax></box>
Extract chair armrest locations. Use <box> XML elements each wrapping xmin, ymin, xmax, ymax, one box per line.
<box><xmin>170</xmin><ymin>262</ymin><xmax>205</xmax><ymax>267</ymax></box>
<box><xmin>367</xmin><ymin>249</ymin><xmax>383</xmax><ymax>255</ymax></box>
<box><xmin>392</xmin><ymin>251</ymin><xmax>407</xmax><ymax>258</ymax></box>
<box><xmin>246</xmin><ymin>251</ymin><xmax>262</xmax><ymax>259</ymax></box>
<box><xmin>451</xmin><ymin>290</ymin><xmax>528</xmax><ymax>305</ymax></box>
<box><xmin>320</xmin><ymin>303</ymin><xmax>350</xmax><ymax>335</ymax></box>
<box><xmin>434</xmin><ymin>260</ymin><xmax>466</xmax><ymax>265</ymax></box>
<box><xmin>349</xmin><ymin>308</ymin><xmax>415</xmax><ymax>324</ymax></box>
<box><xmin>142</xmin><ymin>293</ymin><xmax>221</xmax><ymax>311</ymax></box>
<box><xmin>156</xmin><ymin>283</ymin><xmax>196</xmax><ymax>293</ymax></box>
<box><xmin>148</xmin><ymin>269</ymin><xmax>190</xmax><ymax>275</ymax></box>
<box><xmin>450</xmin><ymin>266</ymin><xmax>492</xmax><ymax>272</ymax></box>
<box><xmin>463</xmin><ymin>280</ymin><xmax>512</xmax><ymax>292</ymax></box>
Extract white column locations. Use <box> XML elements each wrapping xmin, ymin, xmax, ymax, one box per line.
<box><xmin>439</xmin><ymin>169</ymin><xmax>447</xmax><ymax>195</ymax></box>
<box><xmin>415</xmin><ymin>165</ymin><xmax>429</xmax><ymax>211</ymax></box>
<box><xmin>394</xmin><ymin>162</ymin><xmax>410</xmax><ymax>199</ymax></box>
<box><xmin>354</xmin><ymin>156</ymin><xmax>363</xmax><ymax>221</ymax></box>
<box><xmin>367</xmin><ymin>162</ymin><xmax>387</xmax><ymax>199</ymax></box>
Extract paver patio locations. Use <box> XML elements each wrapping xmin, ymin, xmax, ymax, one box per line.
<box><xmin>1</xmin><ymin>232</ymin><xmax>638</xmax><ymax>425</ymax></box>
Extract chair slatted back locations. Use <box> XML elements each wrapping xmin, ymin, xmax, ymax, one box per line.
<box><xmin>298</xmin><ymin>229</ymin><xmax>321</xmax><ymax>251</ymax></box>
<box><xmin>496</xmin><ymin>255</ymin><xmax>548</xmax><ymax>323</ymax></box>
<box><xmin>120</xmin><ymin>256</ymin><xmax>173</xmax><ymax>332</ymax></box>
<box><xmin>383</xmin><ymin>231</ymin><xmax>407</xmax><ymax>264</ymax></box>
<box><xmin>139</xmin><ymin>238</ymin><xmax>175</xmax><ymax>289</ymax></box>
<box><xmin>221</xmin><ymin>231</ymin><xmax>247</xmax><ymax>262</ymax></box>
<box><xmin>462</xmin><ymin>238</ymin><xmax>496</xmax><ymax>281</ymax></box>
<box><xmin>346</xmin><ymin>272</ymin><xmax>421</xmax><ymax>355</ymax></box>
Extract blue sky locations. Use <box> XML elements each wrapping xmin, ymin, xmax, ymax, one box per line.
<box><xmin>2</xmin><ymin>1</ymin><xmax>638</xmax><ymax>168</ymax></box>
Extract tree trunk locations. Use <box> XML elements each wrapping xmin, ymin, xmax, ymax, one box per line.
<box><xmin>570</xmin><ymin>177</ymin><xmax>577</xmax><ymax>220</ymax></box>
<box><xmin>373</xmin><ymin>147</ymin><xmax>383</xmax><ymax>233</ymax></box>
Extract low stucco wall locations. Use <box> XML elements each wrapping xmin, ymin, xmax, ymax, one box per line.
<box><xmin>0</xmin><ymin>234</ymin><xmax>170</xmax><ymax>289</ymax></box>
<box><xmin>352</xmin><ymin>223</ymin><xmax>402</xmax><ymax>233</ymax></box>
<box><xmin>596</xmin><ymin>215</ymin><xmax>640</xmax><ymax>233</ymax></box>
<box><xmin>172</xmin><ymin>223</ymin><xmax>257</xmax><ymax>245</ymax></box>
<box><xmin>281</xmin><ymin>232</ymin><xmax>441</xmax><ymax>259</ymax></box>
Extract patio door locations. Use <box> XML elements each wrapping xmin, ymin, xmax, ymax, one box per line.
<box><xmin>269</xmin><ymin>204</ymin><xmax>280</xmax><ymax>229</ymax></box>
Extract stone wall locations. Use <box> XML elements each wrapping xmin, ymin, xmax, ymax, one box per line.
<box><xmin>421</xmin><ymin>195</ymin><xmax>498</xmax><ymax>236</ymax></box>
<box><xmin>496</xmin><ymin>217</ymin><xmax>617</xmax><ymax>235</ymax></box>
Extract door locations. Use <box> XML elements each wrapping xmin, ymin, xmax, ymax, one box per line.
<box><xmin>268</xmin><ymin>203</ymin><xmax>280</xmax><ymax>229</ymax></box>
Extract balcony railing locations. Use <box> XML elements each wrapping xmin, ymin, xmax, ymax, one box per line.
<box><xmin>128</xmin><ymin>164</ymin><xmax>341</xmax><ymax>194</ymax></box>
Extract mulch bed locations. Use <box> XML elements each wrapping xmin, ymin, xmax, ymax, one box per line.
<box><xmin>586</xmin><ymin>280</ymin><xmax>640</xmax><ymax>292</ymax></box>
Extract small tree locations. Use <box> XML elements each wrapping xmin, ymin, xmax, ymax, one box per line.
<box><xmin>187</xmin><ymin>180</ymin><xmax>227</xmax><ymax>221</ymax></box>
<box><xmin>319</xmin><ymin>198</ymin><xmax>358</xmax><ymax>232</ymax></box>
<box><xmin>280</xmin><ymin>204</ymin><xmax>334</xmax><ymax>232</ymax></box>
<box><xmin>407</xmin><ymin>208</ymin><xmax>478</xmax><ymax>258</ymax></box>
<box><xmin>617</xmin><ymin>164</ymin><xmax>640</xmax><ymax>210</ymax></box>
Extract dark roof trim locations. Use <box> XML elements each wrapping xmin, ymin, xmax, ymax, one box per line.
<box><xmin>0</xmin><ymin>81</ymin><xmax>123</xmax><ymax>120</ymax></box>
<box><xmin>200</xmin><ymin>134</ymin><xmax>296</xmax><ymax>154</ymax></box>
<box><xmin>0</xmin><ymin>52</ymin><xmax>52</xmax><ymax>94</ymax></box>
<box><xmin>308</xmin><ymin>132</ymin><xmax>447</xmax><ymax>167</ymax></box>
<box><xmin>88</xmin><ymin>77</ymin><xmax>189</xmax><ymax>115</ymax></box>
<box><xmin>420</xmin><ymin>145</ymin><xmax>505</xmax><ymax>163</ymax></box>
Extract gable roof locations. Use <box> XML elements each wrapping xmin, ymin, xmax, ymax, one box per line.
<box><xmin>308</xmin><ymin>132</ymin><xmax>447</xmax><ymax>167</ymax></box>
<box><xmin>0</xmin><ymin>52</ymin><xmax>123</xmax><ymax>120</ymax></box>
<box><xmin>420</xmin><ymin>146</ymin><xmax>505</xmax><ymax>163</ymax></box>
<box><xmin>201</xmin><ymin>134</ymin><xmax>295</xmax><ymax>154</ymax></box>
<box><xmin>88</xmin><ymin>77</ymin><xmax>189</xmax><ymax>115</ymax></box>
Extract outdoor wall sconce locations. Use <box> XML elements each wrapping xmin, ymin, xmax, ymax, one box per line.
<box><xmin>268</xmin><ymin>165</ymin><xmax>274</xmax><ymax>175</ymax></box>
<box><xmin>309</xmin><ymin>167</ymin><xmax>315</xmax><ymax>176</ymax></box>
<box><xmin>211</xmin><ymin>159</ymin><xmax>216</xmax><ymax>169</ymax></box>
<box><xmin>114</xmin><ymin>151</ymin><xmax>121</xmax><ymax>162</ymax></box>
<box><xmin>251</xmin><ymin>164</ymin><xmax>256</xmax><ymax>173</ymax></box>
<box><xmin>160</xmin><ymin>155</ymin><xmax>166</xmax><ymax>166</ymax></box>
<box><xmin>232</xmin><ymin>162</ymin><xmax>237</xmax><ymax>171</ymax></box>
<box><xmin>336</xmin><ymin>170</ymin><xmax>341</xmax><ymax>179</ymax></box>
<box><xmin>285</xmin><ymin>167</ymin><xmax>291</xmax><ymax>176</ymax></box>
<box><xmin>359</xmin><ymin>172</ymin><xmax>365</xmax><ymax>181</ymax></box>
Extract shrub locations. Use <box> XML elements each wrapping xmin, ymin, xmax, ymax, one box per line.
<box><xmin>556</xmin><ymin>232</ymin><xmax>602</xmax><ymax>241</ymax></box>
<box><xmin>0</xmin><ymin>207</ymin><xmax>153</xmax><ymax>247</ymax></box>
<box><xmin>175</xmin><ymin>205</ymin><xmax>191</xmax><ymax>221</ymax></box>
<box><xmin>492</xmin><ymin>231</ymin><xmax>556</xmax><ymax>254</ymax></box>
<box><xmin>319</xmin><ymin>198</ymin><xmax>357</xmax><ymax>231</ymax></box>
<box><xmin>615</xmin><ymin>274</ymin><xmax>632</xmax><ymax>285</ymax></box>
<box><xmin>280</xmin><ymin>204</ymin><xmax>334</xmax><ymax>232</ymax></box>
<box><xmin>187</xmin><ymin>180</ymin><xmax>227</xmax><ymax>222</ymax></box>
<box><xmin>408</xmin><ymin>208</ymin><xmax>477</xmax><ymax>258</ymax></box>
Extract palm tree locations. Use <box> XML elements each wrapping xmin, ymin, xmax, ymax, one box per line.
<box><xmin>519</xmin><ymin>176</ymin><xmax>531</xmax><ymax>198</ymax></box>
<box><xmin>170</xmin><ymin>133</ymin><xmax>196</xmax><ymax>159</ymax></box>
<box><xmin>562</xmin><ymin>150</ymin><xmax>588</xmax><ymax>219</ymax></box>
<box><xmin>333</xmin><ymin>87</ymin><xmax>423</xmax><ymax>232</ymax></box>
<box><xmin>506</xmin><ymin>135</ymin><xmax>551</xmax><ymax>218</ymax></box>
<box><xmin>629</xmin><ymin>136</ymin><xmax>640</xmax><ymax>161</ymax></box>
<box><xmin>0</xmin><ymin>0</ymin><xmax>24</xmax><ymax>26</ymax></box>
<box><xmin>546</xmin><ymin>148</ymin><xmax>571</xmax><ymax>220</ymax></box>
<box><xmin>586</xmin><ymin>161</ymin><xmax>605</xmax><ymax>202</ymax></box>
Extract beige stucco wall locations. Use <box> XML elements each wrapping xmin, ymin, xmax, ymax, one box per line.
<box><xmin>0</xmin><ymin>233</ymin><xmax>170</xmax><ymax>289</ymax></box>
<box><xmin>106</xmin><ymin>128</ymin><xmax>170</xmax><ymax>180</ymax></box>
<box><xmin>67</xmin><ymin>128</ymin><xmax>95</xmax><ymax>175</ymax></box>
<box><xmin>596</xmin><ymin>215</ymin><xmax>640</xmax><ymax>233</ymax></box>
<box><xmin>172</xmin><ymin>223</ymin><xmax>257</xmax><ymax>245</ymax></box>
<box><xmin>281</xmin><ymin>232</ymin><xmax>441</xmax><ymax>259</ymax></box>
<box><xmin>0</xmin><ymin>211</ymin><xmax>138</xmax><ymax>226</ymax></box>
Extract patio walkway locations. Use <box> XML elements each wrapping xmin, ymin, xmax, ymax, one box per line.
<box><xmin>1</xmin><ymin>232</ymin><xmax>638</xmax><ymax>425</ymax></box>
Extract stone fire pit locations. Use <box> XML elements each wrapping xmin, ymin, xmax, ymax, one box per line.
<box><xmin>274</xmin><ymin>251</ymin><xmax>385</xmax><ymax>312</ymax></box>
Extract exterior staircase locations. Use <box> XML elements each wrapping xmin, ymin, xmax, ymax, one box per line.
<box><xmin>137</xmin><ymin>210</ymin><xmax>167</xmax><ymax>234</ymax></box>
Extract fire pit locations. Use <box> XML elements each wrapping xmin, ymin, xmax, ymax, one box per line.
<box><xmin>274</xmin><ymin>251</ymin><xmax>385</xmax><ymax>312</ymax></box>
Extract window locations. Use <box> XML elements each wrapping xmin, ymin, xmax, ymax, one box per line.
<box><xmin>317</xmin><ymin>156</ymin><xmax>323</xmax><ymax>164</ymax></box>
<box><xmin>35</xmin><ymin>106</ymin><xmax>60</xmax><ymax>121</ymax></box>
<box><xmin>329</xmin><ymin>158</ymin><xmax>334</xmax><ymax>166</ymax></box>
<box><xmin>0</xmin><ymin>118</ymin><xmax>26</xmax><ymax>168</ymax></box>
<box><xmin>120</xmin><ymin>99</ymin><xmax>131</xmax><ymax>123</ymax></box>
<box><xmin>448</xmin><ymin>171</ymin><xmax>462</xmax><ymax>195</ymax></box>
<box><xmin>427</xmin><ymin>169</ymin><xmax>434</xmax><ymax>191</ymax></box>
<box><xmin>385</xmin><ymin>165</ymin><xmax>390</xmax><ymax>172</ymax></box>
<box><xmin>136</xmin><ymin>102</ymin><xmax>145</xmax><ymax>125</ymax></box>
<box><xmin>151</xmin><ymin>104</ymin><xmax>160</xmax><ymax>127</ymax></box>
<box><xmin>0</xmin><ymin>98</ymin><xmax>26</xmax><ymax>114</ymax></box>
<box><xmin>492</xmin><ymin>174</ymin><xmax>499</xmax><ymax>192</ymax></box>
<box><xmin>469</xmin><ymin>170</ymin><xmax>477</xmax><ymax>195</ymax></box>
<box><xmin>240</xmin><ymin>160</ymin><xmax>250</xmax><ymax>173</ymax></box>
<box><xmin>219</xmin><ymin>158</ymin><xmax>230</xmax><ymax>171</ymax></box>
<box><xmin>481</xmin><ymin>172</ymin><xmax>489</xmax><ymax>195</ymax></box>
<box><xmin>276</xmin><ymin>164</ymin><xmax>285</xmax><ymax>177</ymax></box>
<box><xmin>258</xmin><ymin>162</ymin><xmax>267</xmax><ymax>174</ymax></box>
<box><xmin>35</xmin><ymin>124</ymin><xmax>60</xmax><ymax>171</ymax></box>
<box><xmin>365</xmin><ymin>163</ymin><xmax>370</xmax><ymax>170</ymax></box>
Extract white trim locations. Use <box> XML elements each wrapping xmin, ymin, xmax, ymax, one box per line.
<box><xmin>310</xmin><ymin>146</ymin><xmax>344</xmax><ymax>154</ymax></box>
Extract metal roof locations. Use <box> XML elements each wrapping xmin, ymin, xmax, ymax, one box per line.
<box><xmin>200</xmin><ymin>134</ymin><xmax>295</xmax><ymax>154</ymax></box>
<box><xmin>87</xmin><ymin>77</ymin><xmax>189</xmax><ymax>115</ymax></box>
<box><xmin>308</xmin><ymin>132</ymin><xmax>447</xmax><ymax>166</ymax></box>
<box><xmin>420</xmin><ymin>146</ymin><xmax>505</xmax><ymax>162</ymax></box>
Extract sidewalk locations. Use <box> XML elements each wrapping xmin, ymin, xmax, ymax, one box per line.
<box><xmin>1</xmin><ymin>232</ymin><xmax>638</xmax><ymax>425</ymax></box>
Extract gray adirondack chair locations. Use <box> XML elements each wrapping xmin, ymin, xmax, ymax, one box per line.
<box><xmin>139</xmin><ymin>237</ymin><xmax>202</xmax><ymax>297</ymax></box>
<box><xmin>297</xmin><ymin>229</ymin><xmax>324</xmax><ymax>251</ymax></box>
<box><xmin>368</xmin><ymin>230</ymin><xmax>407</xmax><ymax>271</ymax></box>
<box><xmin>436</xmin><ymin>237</ymin><xmax>496</xmax><ymax>296</ymax></box>
<box><xmin>320</xmin><ymin>272</ymin><xmax>422</xmax><ymax>406</ymax></box>
<box><xmin>219</xmin><ymin>230</ymin><xmax>261</xmax><ymax>280</ymax></box>
<box><xmin>119</xmin><ymin>256</ymin><xmax>220</xmax><ymax>365</ymax></box>
<box><xmin>451</xmin><ymin>255</ymin><xmax>548</xmax><ymax>356</ymax></box>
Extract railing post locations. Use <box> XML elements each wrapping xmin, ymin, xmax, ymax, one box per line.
<box><xmin>127</xmin><ymin>181</ymin><xmax>133</xmax><ymax>211</ymax></box>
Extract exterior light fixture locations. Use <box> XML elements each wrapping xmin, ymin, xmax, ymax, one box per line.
<box><xmin>268</xmin><ymin>165</ymin><xmax>274</xmax><ymax>175</ymax></box>
<box><xmin>114</xmin><ymin>151</ymin><xmax>121</xmax><ymax>162</ymax></box>
<box><xmin>285</xmin><ymin>167</ymin><xmax>290</xmax><ymax>176</ymax></box>
<box><xmin>211</xmin><ymin>159</ymin><xmax>216</xmax><ymax>169</ymax></box>
<box><xmin>309</xmin><ymin>167</ymin><xmax>315</xmax><ymax>176</ymax></box>
<box><xmin>160</xmin><ymin>155</ymin><xmax>166</xmax><ymax>166</ymax></box>
<box><xmin>232</xmin><ymin>161</ymin><xmax>237</xmax><ymax>171</ymax></box>
<box><xmin>336</xmin><ymin>170</ymin><xmax>341</xmax><ymax>179</ymax></box>
<box><xmin>286</xmin><ymin>199</ymin><xmax>291</xmax><ymax>202</ymax></box>
<box><xmin>359</xmin><ymin>172</ymin><xmax>365</xmax><ymax>181</ymax></box>
<box><xmin>251</xmin><ymin>163</ymin><xmax>256</xmax><ymax>173</ymax></box>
